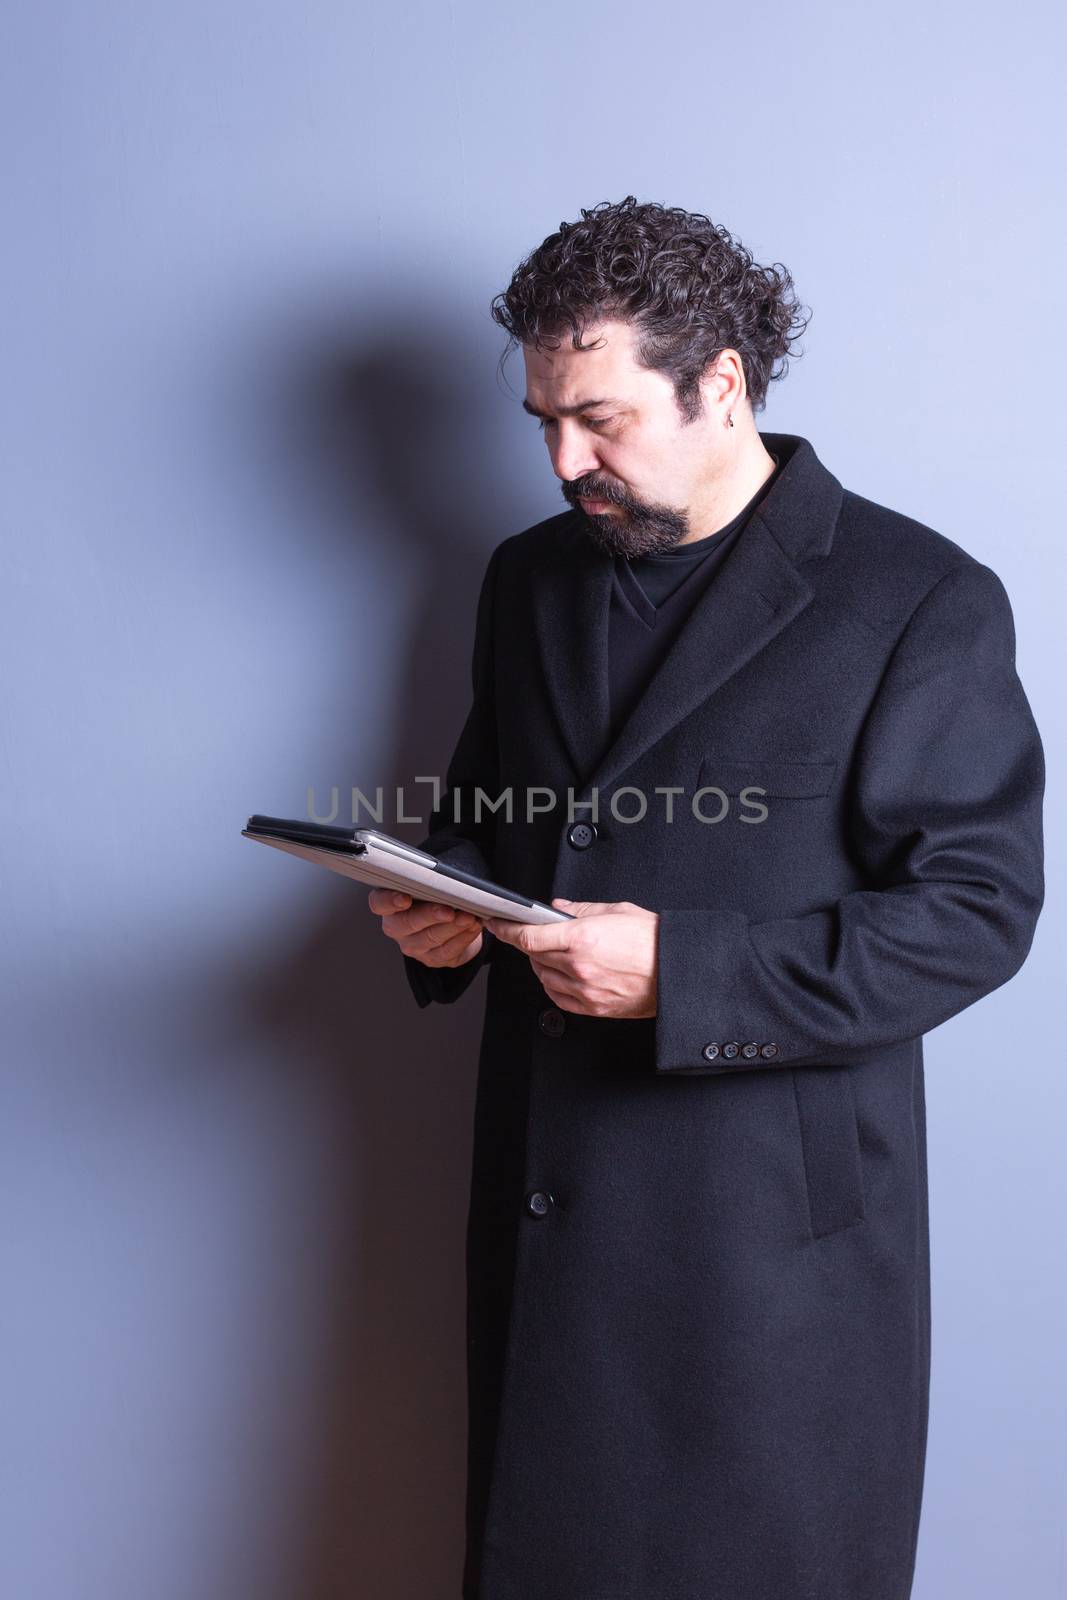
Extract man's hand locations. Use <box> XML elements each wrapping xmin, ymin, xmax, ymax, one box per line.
<box><xmin>368</xmin><ymin>888</ymin><xmax>487</xmax><ymax>969</ymax></box>
<box><xmin>486</xmin><ymin>898</ymin><xmax>659</xmax><ymax>1018</ymax></box>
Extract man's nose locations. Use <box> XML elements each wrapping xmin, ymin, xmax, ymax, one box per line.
<box><xmin>550</xmin><ymin>431</ymin><xmax>601</xmax><ymax>484</ymax></box>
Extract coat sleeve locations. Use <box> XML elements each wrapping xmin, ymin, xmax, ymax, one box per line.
<box><xmin>401</xmin><ymin>540</ymin><xmax>504</xmax><ymax>1009</ymax></box>
<box><xmin>653</xmin><ymin>559</ymin><xmax>1046</xmax><ymax>1074</ymax></box>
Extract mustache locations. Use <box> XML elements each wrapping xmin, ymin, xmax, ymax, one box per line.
<box><xmin>568</xmin><ymin>481</ymin><xmax>624</xmax><ymax>505</ymax></box>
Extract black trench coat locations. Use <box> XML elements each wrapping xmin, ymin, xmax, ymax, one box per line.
<box><xmin>400</xmin><ymin>431</ymin><xmax>1045</xmax><ymax>1600</ymax></box>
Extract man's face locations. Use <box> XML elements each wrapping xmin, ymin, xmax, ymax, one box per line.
<box><xmin>521</xmin><ymin>318</ymin><xmax>726</xmax><ymax>558</ymax></box>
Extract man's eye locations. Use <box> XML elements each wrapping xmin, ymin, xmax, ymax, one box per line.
<box><xmin>536</xmin><ymin>416</ymin><xmax>613</xmax><ymax>431</ymax></box>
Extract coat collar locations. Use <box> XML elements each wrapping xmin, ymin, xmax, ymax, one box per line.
<box><xmin>530</xmin><ymin>431</ymin><xmax>844</xmax><ymax>800</ymax></box>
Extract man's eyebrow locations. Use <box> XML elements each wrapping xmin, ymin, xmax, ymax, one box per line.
<box><xmin>521</xmin><ymin>396</ymin><xmax>623</xmax><ymax>419</ymax></box>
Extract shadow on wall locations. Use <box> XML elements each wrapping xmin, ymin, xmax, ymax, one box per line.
<box><xmin>232</xmin><ymin>322</ymin><xmax>521</xmax><ymax>1598</ymax></box>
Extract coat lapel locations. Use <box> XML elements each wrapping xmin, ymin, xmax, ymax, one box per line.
<box><xmin>530</xmin><ymin>431</ymin><xmax>844</xmax><ymax>801</ymax></box>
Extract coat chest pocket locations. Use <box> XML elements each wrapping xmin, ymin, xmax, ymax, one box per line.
<box><xmin>699</xmin><ymin>755</ymin><xmax>838</xmax><ymax>799</ymax></box>
<box><xmin>790</xmin><ymin>1065</ymin><xmax>866</xmax><ymax>1240</ymax></box>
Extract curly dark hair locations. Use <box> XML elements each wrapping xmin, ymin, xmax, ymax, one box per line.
<box><xmin>489</xmin><ymin>195</ymin><xmax>811</xmax><ymax>422</ymax></box>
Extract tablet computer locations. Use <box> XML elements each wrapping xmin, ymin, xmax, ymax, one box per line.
<box><xmin>241</xmin><ymin>815</ymin><xmax>574</xmax><ymax>924</ymax></box>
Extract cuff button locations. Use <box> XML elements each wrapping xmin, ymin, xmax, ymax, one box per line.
<box><xmin>722</xmin><ymin>1041</ymin><xmax>740</xmax><ymax>1059</ymax></box>
<box><xmin>741</xmin><ymin>1042</ymin><xmax>760</xmax><ymax>1059</ymax></box>
<box><xmin>701</xmin><ymin>1042</ymin><xmax>721</xmax><ymax>1061</ymax></box>
<box><xmin>760</xmin><ymin>1042</ymin><xmax>780</xmax><ymax>1059</ymax></box>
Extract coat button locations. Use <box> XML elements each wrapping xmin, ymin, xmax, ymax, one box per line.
<box><xmin>721</xmin><ymin>1041</ymin><xmax>740</xmax><ymax>1059</ymax></box>
<box><xmin>526</xmin><ymin>1190</ymin><xmax>554</xmax><ymax>1218</ymax></box>
<box><xmin>538</xmin><ymin>1006</ymin><xmax>566</xmax><ymax>1037</ymax></box>
<box><xmin>741</xmin><ymin>1042</ymin><xmax>760</xmax><ymax>1058</ymax></box>
<box><xmin>702</xmin><ymin>1042</ymin><xmax>721</xmax><ymax>1061</ymax></box>
<box><xmin>760</xmin><ymin>1042</ymin><xmax>780</xmax><ymax>1059</ymax></box>
<box><xmin>567</xmin><ymin>821</ymin><xmax>597</xmax><ymax>849</ymax></box>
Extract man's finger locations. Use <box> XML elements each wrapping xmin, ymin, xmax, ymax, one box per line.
<box><xmin>369</xmin><ymin>887</ymin><xmax>412</xmax><ymax>915</ymax></box>
<box><xmin>529</xmin><ymin>950</ymin><xmax>577</xmax><ymax>976</ymax></box>
<box><xmin>421</xmin><ymin>909</ymin><xmax>480</xmax><ymax>947</ymax></box>
<box><xmin>486</xmin><ymin>917</ymin><xmax>577</xmax><ymax>952</ymax></box>
<box><xmin>553</xmin><ymin>897</ymin><xmax>616</xmax><ymax>916</ymax></box>
<box><xmin>411</xmin><ymin>924</ymin><xmax>484</xmax><ymax>965</ymax></box>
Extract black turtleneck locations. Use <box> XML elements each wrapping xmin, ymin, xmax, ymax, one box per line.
<box><xmin>607</xmin><ymin>455</ymin><xmax>780</xmax><ymax>745</ymax></box>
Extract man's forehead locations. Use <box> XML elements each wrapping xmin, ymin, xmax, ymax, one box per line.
<box><xmin>522</xmin><ymin>323</ymin><xmax>640</xmax><ymax>412</ymax></box>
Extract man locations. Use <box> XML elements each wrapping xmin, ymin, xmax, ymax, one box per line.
<box><xmin>367</xmin><ymin>197</ymin><xmax>1045</xmax><ymax>1600</ymax></box>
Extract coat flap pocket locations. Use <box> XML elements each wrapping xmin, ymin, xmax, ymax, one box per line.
<box><xmin>699</xmin><ymin>756</ymin><xmax>838</xmax><ymax>799</ymax></box>
<box><xmin>791</xmin><ymin>1065</ymin><xmax>866</xmax><ymax>1240</ymax></box>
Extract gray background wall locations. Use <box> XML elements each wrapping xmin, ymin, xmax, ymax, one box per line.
<box><xmin>1</xmin><ymin>2</ymin><xmax>1062</xmax><ymax>1596</ymax></box>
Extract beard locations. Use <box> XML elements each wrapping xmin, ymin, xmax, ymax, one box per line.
<box><xmin>563</xmin><ymin>480</ymin><xmax>690</xmax><ymax>558</ymax></box>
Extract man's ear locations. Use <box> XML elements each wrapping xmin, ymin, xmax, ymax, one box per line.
<box><xmin>699</xmin><ymin>349</ymin><xmax>746</xmax><ymax>423</ymax></box>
